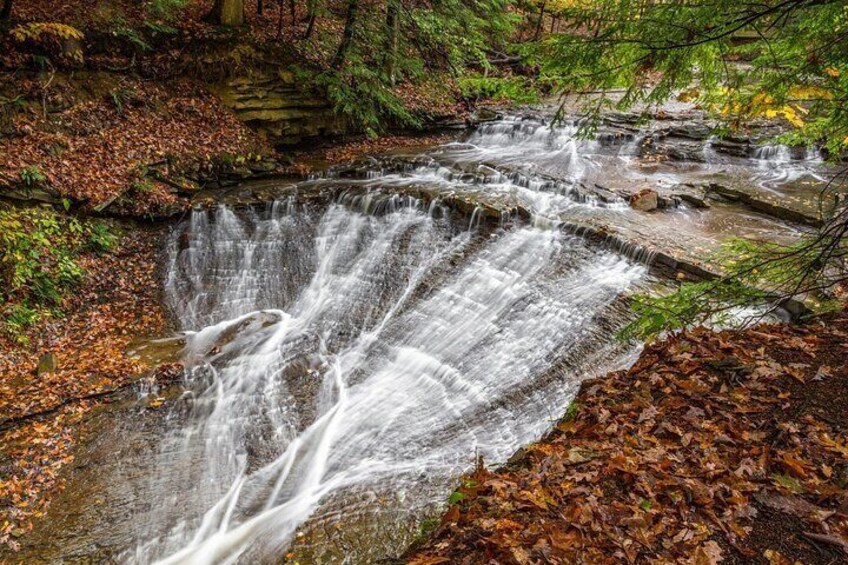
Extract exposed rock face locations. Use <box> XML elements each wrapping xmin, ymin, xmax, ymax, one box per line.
<box><xmin>211</xmin><ymin>70</ymin><xmax>350</xmax><ymax>146</ymax></box>
<box><xmin>705</xmin><ymin>182</ymin><xmax>825</xmax><ymax>227</ymax></box>
<box><xmin>629</xmin><ymin>188</ymin><xmax>659</xmax><ymax>211</ymax></box>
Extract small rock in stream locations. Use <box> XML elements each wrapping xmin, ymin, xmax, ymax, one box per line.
<box><xmin>629</xmin><ymin>188</ymin><xmax>659</xmax><ymax>212</ymax></box>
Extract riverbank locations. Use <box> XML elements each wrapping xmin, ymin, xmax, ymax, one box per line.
<box><xmin>0</xmin><ymin>220</ymin><xmax>177</xmax><ymax>550</ymax></box>
<box><xmin>406</xmin><ymin>313</ymin><xmax>848</xmax><ymax>565</ymax></box>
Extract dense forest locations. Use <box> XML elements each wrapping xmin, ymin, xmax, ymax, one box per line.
<box><xmin>1</xmin><ymin>1</ymin><xmax>847</xmax><ymax>563</ymax></box>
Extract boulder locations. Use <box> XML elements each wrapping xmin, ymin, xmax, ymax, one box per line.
<box><xmin>37</xmin><ymin>352</ymin><xmax>58</xmax><ymax>376</ymax></box>
<box><xmin>629</xmin><ymin>188</ymin><xmax>659</xmax><ymax>212</ymax></box>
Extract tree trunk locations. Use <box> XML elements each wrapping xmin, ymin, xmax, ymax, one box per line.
<box><xmin>1</xmin><ymin>0</ymin><xmax>13</xmax><ymax>21</ymax></box>
<box><xmin>289</xmin><ymin>0</ymin><xmax>296</xmax><ymax>25</ymax></box>
<box><xmin>384</xmin><ymin>0</ymin><xmax>400</xmax><ymax>85</ymax></box>
<box><xmin>303</xmin><ymin>0</ymin><xmax>317</xmax><ymax>38</ymax></box>
<box><xmin>304</xmin><ymin>11</ymin><xmax>316</xmax><ymax>39</ymax></box>
<box><xmin>258</xmin><ymin>0</ymin><xmax>264</xmax><ymax>16</ymax></box>
<box><xmin>533</xmin><ymin>0</ymin><xmax>546</xmax><ymax>40</ymax></box>
<box><xmin>205</xmin><ymin>0</ymin><xmax>244</xmax><ymax>26</ymax></box>
<box><xmin>276</xmin><ymin>0</ymin><xmax>285</xmax><ymax>39</ymax></box>
<box><xmin>331</xmin><ymin>0</ymin><xmax>358</xmax><ymax>70</ymax></box>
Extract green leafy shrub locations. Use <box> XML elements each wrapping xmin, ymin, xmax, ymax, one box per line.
<box><xmin>4</xmin><ymin>303</ymin><xmax>41</xmax><ymax>337</ymax></box>
<box><xmin>0</xmin><ymin>206</ymin><xmax>117</xmax><ymax>339</ymax></box>
<box><xmin>298</xmin><ymin>65</ymin><xmax>421</xmax><ymax>135</ymax></box>
<box><xmin>10</xmin><ymin>22</ymin><xmax>85</xmax><ymax>64</ymax></box>
<box><xmin>111</xmin><ymin>24</ymin><xmax>153</xmax><ymax>52</ymax></box>
<box><xmin>20</xmin><ymin>165</ymin><xmax>46</xmax><ymax>187</ymax></box>
<box><xmin>459</xmin><ymin>75</ymin><xmax>541</xmax><ymax>104</ymax></box>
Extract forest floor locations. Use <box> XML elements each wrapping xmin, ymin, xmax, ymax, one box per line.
<box><xmin>0</xmin><ymin>222</ymin><xmax>180</xmax><ymax>550</ymax></box>
<box><xmin>406</xmin><ymin>313</ymin><xmax>848</xmax><ymax>565</ymax></box>
<box><xmin>0</xmin><ymin>0</ymin><xmax>467</xmax><ymax>216</ymax></box>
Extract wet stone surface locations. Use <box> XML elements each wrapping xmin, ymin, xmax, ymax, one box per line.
<box><xmin>10</xmin><ymin>110</ymin><xmax>830</xmax><ymax>564</ymax></box>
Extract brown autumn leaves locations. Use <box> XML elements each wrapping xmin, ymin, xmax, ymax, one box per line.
<box><xmin>409</xmin><ymin>316</ymin><xmax>848</xmax><ymax>565</ymax></box>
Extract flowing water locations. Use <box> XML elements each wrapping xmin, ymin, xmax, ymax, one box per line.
<box><xmin>127</xmin><ymin>197</ymin><xmax>647</xmax><ymax>564</ymax></box>
<box><xmin>14</xmin><ymin>112</ymin><xmax>830</xmax><ymax>564</ymax></box>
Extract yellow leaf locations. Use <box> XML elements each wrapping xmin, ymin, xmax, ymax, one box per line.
<box><xmin>788</xmin><ymin>85</ymin><xmax>833</xmax><ymax>100</ymax></box>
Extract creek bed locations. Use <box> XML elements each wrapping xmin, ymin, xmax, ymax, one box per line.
<box><xmin>12</xmin><ymin>111</ymin><xmax>824</xmax><ymax>564</ymax></box>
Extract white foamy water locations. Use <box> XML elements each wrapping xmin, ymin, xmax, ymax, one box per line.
<box><xmin>752</xmin><ymin>143</ymin><xmax>825</xmax><ymax>191</ymax></box>
<box><xmin>108</xmin><ymin>114</ymin><xmax>818</xmax><ymax>564</ymax></box>
<box><xmin>125</xmin><ymin>196</ymin><xmax>646</xmax><ymax>564</ymax></box>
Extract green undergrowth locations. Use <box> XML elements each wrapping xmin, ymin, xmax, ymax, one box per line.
<box><xmin>620</xmin><ymin>237</ymin><xmax>845</xmax><ymax>341</ymax></box>
<box><xmin>0</xmin><ymin>205</ymin><xmax>117</xmax><ymax>342</ymax></box>
<box><xmin>295</xmin><ymin>65</ymin><xmax>421</xmax><ymax>136</ymax></box>
<box><xmin>458</xmin><ymin>74</ymin><xmax>542</xmax><ymax>105</ymax></box>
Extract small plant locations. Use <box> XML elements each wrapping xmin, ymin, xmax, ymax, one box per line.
<box><xmin>87</xmin><ymin>222</ymin><xmax>118</xmax><ymax>252</ymax></box>
<box><xmin>0</xmin><ymin>207</ymin><xmax>117</xmax><ymax>336</ymax></box>
<box><xmin>562</xmin><ymin>401</ymin><xmax>581</xmax><ymax>422</ymax></box>
<box><xmin>11</xmin><ymin>22</ymin><xmax>85</xmax><ymax>64</ymax></box>
<box><xmin>20</xmin><ymin>165</ymin><xmax>46</xmax><ymax>187</ymax></box>
<box><xmin>110</xmin><ymin>88</ymin><xmax>137</xmax><ymax>115</ymax></box>
<box><xmin>111</xmin><ymin>22</ymin><xmax>152</xmax><ymax>52</ymax></box>
<box><xmin>2</xmin><ymin>303</ymin><xmax>40</xmax><ymax>344</ymax></box>
<box><xmin>458</xmin><ymin>75</ymin><xmax>541</xmax><ymax>105</ymax></box>
<box><xmin>447</xmin><ymin>490</ymin><xmax>465</xmax><ymax>505</ymax></box>
<box><xmin>11</xmin><ymin>22</ymin><xmax>84</xmax><ymax>43</ymax></box>
<box><xmin>146</xmin><ymin>0</ymin><xmax>188</xmax><ymax>21</ymax></box>
<box><xmin>415</xmin><ymin>517</ymin><xmax>440</xmax><ymax>542</ymax></box>
<box><xmin>144</xmin><ymin>22</ymin><xmax>179</xmax><ymax>35</ymax></box>
<box><xmin>131</xmin><ymin>178</ymin><xmax>155</xmax><ymax>193</ymax></box>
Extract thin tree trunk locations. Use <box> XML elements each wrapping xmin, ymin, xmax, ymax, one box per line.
<box><xmin>303</xmin><ymin>0</ymin><xmax>318</xmax><ymax>38</ymax></box>
<box><xmin>289</xmin><ymin>0</ymin><xmax>296</xmax><ymax>26</ymax></box>
<box><xmin>276</xmin><ymin>0</ymin><xmax>285</xmax><ymax>39</ymax></box>
<box><xmin>204</xmin><ymin>0</ymin><xmax>222</xmax><ymax>22</ymax></box>
<box><xmin>304</xmin><ymin>11</ymin><xmax>316</xmax><ymax>39</ymax></box>
<box><xmin>533</xmin><ymin>0</ymin><xmax>546</xmax><ymax>40</ymax></box>
<box><xmin>0</xmin><ymin>0</ymin><xmax>13</xmax><ymax>21</ymax></box>
<box><xmin>331</xmin><ymin>0</ymin><xmax>358</xmax><ymax>70</ymax></box>
<box><xmin>258</xmin><ymin>0</ymin><xmax>264</xmax><ymax>16</ymax></box>
<box><xmin>205</xmin><ymin>0</ymin><xmax>244</xmax><ymax>25</ymax></box>
<box><xmin>384</xmin><ymin>0</ymin><xmax>400</xmax><ymax>85</ymax></box>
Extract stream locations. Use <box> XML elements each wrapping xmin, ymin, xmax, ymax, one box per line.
<box><xmin>16</xmin><ymin>111</ymin><xmax>833</xmax><ymax>564</ymax></box>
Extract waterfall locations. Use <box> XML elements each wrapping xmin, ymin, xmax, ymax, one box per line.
<box><xmin>37</xmin><ymin>114</ymin><xmax>823</xmax><ymax>565</ymax></box>
<box><xmin>126</xmin><ymin>199</ymin><xmax>647</xmax><ymax>564</ymax></box>
<box><xmin>702</xmin><ymin>135</ymin><xmax>718</xmax><ymax>164</ymax></box>
<box><xmin>752</xmin><ymin>143</ymin><xmax>824</xmax><ymax>190</ymax></box>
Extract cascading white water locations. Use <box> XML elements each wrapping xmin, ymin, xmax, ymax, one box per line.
<box><xmin>752</xmin><ymin>143</ymin><xmax>824</xmax><ymax>190</ymax></box>
<box><xmin>452</xmin><ymin>117</ymin><xmax>596</xmax><ymax>182</ymax></box>
<box><xmin>702</xmin><ymin>135</ymin><xmax>719</xmax><ymax>164</ymax></box>
<box><xmin>25</xmin><ymin>113</ymin><xmax>816</xmax><ymax>565</ymax></box>
<box><xmin>126</xmin><ymin>195</ymin><xmax>647</xmax><ymax>564</ymax></box>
